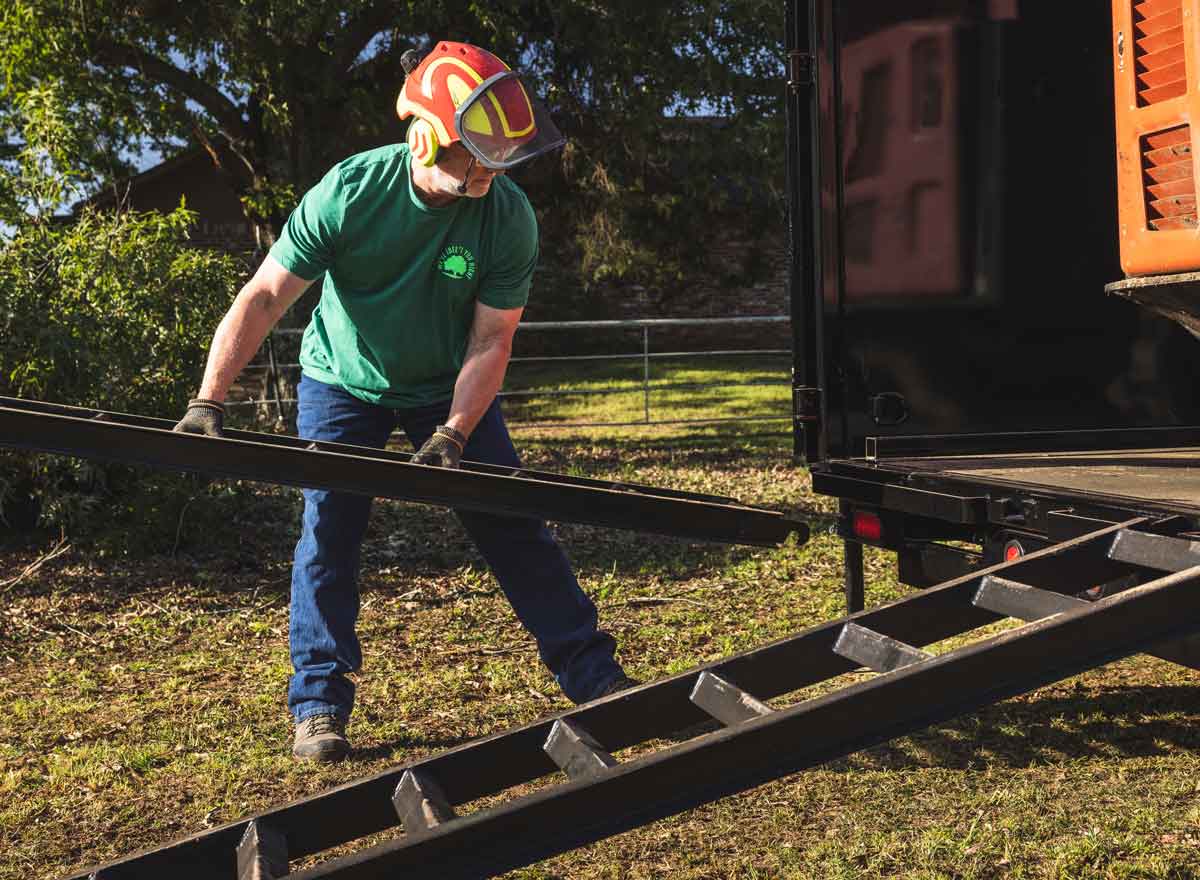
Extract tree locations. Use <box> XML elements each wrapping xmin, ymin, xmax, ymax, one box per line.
<box><xmin>0</xmin><ymin>84</ymin><xmax>244</xmax><ymax>534</ymax></box>
<box><xmin>1</xmin><ymin>0</ymin><xmax>784</xmax><ymax>293</ymax></box>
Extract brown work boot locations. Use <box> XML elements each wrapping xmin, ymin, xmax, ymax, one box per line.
<box><xmin>593</xmin><ymin>675</ymin><xmax>641</xmax><ymax>700</ymax></box>
<box><xmin>292</xmin><ymin>713</ymin><xmax>350</xmax><ymax>762</ymax></box>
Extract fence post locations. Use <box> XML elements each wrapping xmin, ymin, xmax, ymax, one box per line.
<box><xmin>265</xmin><ymin>333</ymin><xmax>286</xmax><ymax>426</ymax></box>
<box><xmin>642</xmin><ymin>326</ymin><xmax>651</xmax><ymax>424</ymax></box>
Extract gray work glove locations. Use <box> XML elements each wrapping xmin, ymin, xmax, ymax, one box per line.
<box><xmin>412</xmin><ymin>425</ymin><xmax>467</xmax><ymax>468</ymax></box>
<box><xmin>173</xmin><ymin>398</ymin><xmax>225</xmax><ymax>437</ymax></box>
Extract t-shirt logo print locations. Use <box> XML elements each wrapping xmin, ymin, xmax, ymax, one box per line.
<box><xmin>436</xmin><ymin>244</ymin><xmax>477</xmax><ymax>280</ymax></box>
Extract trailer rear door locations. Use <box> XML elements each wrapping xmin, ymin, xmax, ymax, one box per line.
<box><xmin>791</xmin><ymin>0</ymin><xmax>1200</xmax><ymax>461</ymax></box>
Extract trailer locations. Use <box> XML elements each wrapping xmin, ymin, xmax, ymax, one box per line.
<box><xmin>793</xmin><ymin>0</ymin><xmax>1200</xmax><ymax>612</ymax></box>
<box><xmin>15</xmin><ymin>0</ymin><xmax>1200</xmax><ymax>877</ymax></box>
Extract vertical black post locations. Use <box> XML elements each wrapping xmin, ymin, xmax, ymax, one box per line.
<box><xmin>841</xmin><ymin>496</ymin><xmax>865</xmax><ymax>612</ymax></box>
<box><xmin>265</xmin><ymin>334</ymin><xmax>286</xmax><ymax>427</ymax></box>
<box><xmin>787</xmin><ymin>0</ymin><xmax>823</xmax><ymax>464</ymax></box>
<box><xmin>844</xmin><ymin>538</ymin><xmax>865</xmax><ymax>613</ymax></box>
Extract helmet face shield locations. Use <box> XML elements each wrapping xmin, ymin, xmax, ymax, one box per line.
<box><xmin>453</xmin><ymin>71</ymin><xmax>566</xmax><ymax>170</ymax></box>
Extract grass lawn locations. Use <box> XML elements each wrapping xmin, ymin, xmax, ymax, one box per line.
<box><xmin>2</xmin><ymin>357</ymin><xmax>1199</xmax><ymax>879</ymax></box>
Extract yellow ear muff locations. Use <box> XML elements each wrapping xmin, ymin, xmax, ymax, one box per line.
<box><xmin>406</xmin><ymin>118</ymin><xmax>440</xmax><ymax>167</ymax></box>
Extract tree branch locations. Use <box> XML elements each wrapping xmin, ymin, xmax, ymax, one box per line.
<box><xmin>91</xmin><ymin>39</ymin><xmax>251</xmax><ymax>144</ymax></box>
<box><xmin>332</xmin><ymin>6</ymin><xmax>404</xmax><ymax>81</ymax></box>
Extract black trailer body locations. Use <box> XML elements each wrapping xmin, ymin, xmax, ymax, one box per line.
<box><xmin>794</xmin><ymin>0</ymin><xmax>1200</xmax><ymax>608</ymax></box>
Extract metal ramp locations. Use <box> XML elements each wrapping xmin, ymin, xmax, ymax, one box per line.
<box><xmin>68</xmin><ymin>517</ymin><xmax>1200</xmax><ymax>879</ymax></box>
<box><xmin>0</xmin><ymin>396</ymin><xmax>805</xmax><ymax>547</ymax></box>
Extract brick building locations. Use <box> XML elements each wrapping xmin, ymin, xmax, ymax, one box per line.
<box><xmin>88</xmin><ymin>150</ymin><xmax>260</xmax><ymax>257</ymax></box>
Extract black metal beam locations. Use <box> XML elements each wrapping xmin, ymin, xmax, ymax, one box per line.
<box><xmin>786</xmin><ymin>0</ymin><xmax>824</xmax><ymax>464</ymax></box>
<box><xmin>0</xmin><ymin>397</ymin><xmax>807</xmax><ymax>547</ymax></box>
<box><xmin>811</xmin><ymin>471</ymin><xmax>987</xmax><ymax>524</ymax></box>
<box><xmin>1047</xmin><ymin>510</ymin><xmax>1128</xmax><ymax>542</ymax></box>
<box><xmin>64</xmin><ymin>518</ymin><xmax>1145</xmax><ymax>880</ymax></box>
<box><xmin>2</xmin><ymin>397</ymin><xmax>742</xmax><ymax>506</ymax></box>
<box><xmin>897</xmin><ymin>542</ymin><xmax>981</xmax><ymax>588</ymax></box>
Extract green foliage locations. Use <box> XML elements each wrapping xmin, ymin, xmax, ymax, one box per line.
<box><xmin>238</xmin><ymin>179</ymin><xmax>297</xmax><ymax>232</ymax></box>
<box><xmin>0</xmin><ymin>206</ymin><xmax>239</xmax><ymax>410</ymax></box>
<box><xmin>0</xmin><ymin>0</ymin><xmax>785</xmax><ymax>304</ymax></box>
<box><xmin>0</xmin><ymin>93</ymin><xmax>243</xmax><ymax>537</ymax></box>
<box><xmin>512</xmin><ymin>0</ymin><xmax>787</xmax><ymax>297</ymax></box>
<box><xmin>0</xmin><ymin>86</ymin><xmax>91</xmax><ymax>224</ymax></box>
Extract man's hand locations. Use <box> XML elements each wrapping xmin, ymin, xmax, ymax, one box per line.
<box><xmin>173</xmin><ymin>399</ymin><xmax>225</xmax><ymax>437</ymax></box>
<box><xmin>412</xmin><ymin>425</ymin><xmax>467</xmax><ymax>468</ymax></box>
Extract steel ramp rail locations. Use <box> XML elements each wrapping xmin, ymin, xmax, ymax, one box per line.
<box><xmin>0</xmin><ymin>396</ymin><xmax>806</xmax><ymax>547</ymax></box>
<box><xmin>67</xmin><ymin>518</ymin><xmax>1200</xmax><ymax>880</ymax></box>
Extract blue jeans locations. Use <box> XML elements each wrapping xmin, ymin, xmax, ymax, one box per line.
<box><xmin>288</xmin><ymin>374</ymin><xmax>623</xmax><ymax>722</ymax></box>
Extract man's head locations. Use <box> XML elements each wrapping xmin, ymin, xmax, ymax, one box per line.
<box><xmin>396</xmin><ymin>42</ymin><xmax>565</xmax><ymax>176</ymax></box>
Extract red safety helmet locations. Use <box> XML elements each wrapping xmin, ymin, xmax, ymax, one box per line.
<box><xmin>396</xmin><ymin>41</ymin><xmax>565</xmax><ymax>171</ymax></box>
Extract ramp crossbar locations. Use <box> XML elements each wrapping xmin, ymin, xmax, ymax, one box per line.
<box><xmin>67</xmin><ymin>518</ymin><xmax>1200</xmax><ymax>880</ymax></box>
<box><xmin>0</xmin><ymin>397</ymin><xmax>806</xmax><ymax>547</ymax></box>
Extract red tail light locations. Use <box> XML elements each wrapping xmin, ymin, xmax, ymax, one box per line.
<box><xmin>852</xmin><ymin>510</ymin><xmax>884</xmax><ymax>542</ymax></box>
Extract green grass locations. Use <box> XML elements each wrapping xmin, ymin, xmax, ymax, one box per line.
<box><xmin>2</xmin><ymin>360</ymin><xmax>1200</xmax><ymax>879</ymax></box>
<box><xmin>502</xmin><ymin>353</ymin><xmax>792</xmax><ymax>430</ymax></box>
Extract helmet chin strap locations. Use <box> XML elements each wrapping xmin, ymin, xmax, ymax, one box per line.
<box><xmin>456</xmin><ymin>156</ymin><xmax>477</xmax><ymax>195</ymax></box>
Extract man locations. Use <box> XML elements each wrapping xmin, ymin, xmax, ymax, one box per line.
<box><xmin>175</xmin><ymin>42</ymin><xmax>634</xmax><ymax>762</ymax></box>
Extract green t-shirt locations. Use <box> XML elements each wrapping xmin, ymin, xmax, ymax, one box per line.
<box><xmin>269</xmin><ymin>144</ymin><xmax>538</xmax><ymax>407</ymax></box>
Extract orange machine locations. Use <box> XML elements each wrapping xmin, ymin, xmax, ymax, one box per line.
<box><xmin>1112</xmin><ymin>0</ymin><xmax>1200</xmax><ymax>276</ymax></box>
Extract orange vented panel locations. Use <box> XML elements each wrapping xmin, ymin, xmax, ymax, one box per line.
<box><xmin>1113</xmin><ymin>0</ymin><xmax>1200</xmax><ymax>275</ymax></box>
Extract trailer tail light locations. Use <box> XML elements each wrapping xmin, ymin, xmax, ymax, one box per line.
<box><xmin>1004</xmin><ymin>540</ymin><xmax>1025</xmax><ymax>562</ymax></box>
<box><xmin>852</xmin><ymin>510</ymin><xmax>884</xmax><ymax>542</ymax></box>
<box><xmin>1112</xmin><ymin>0</ymin><xmax>1200</xmax><ymax>275</ymax></box>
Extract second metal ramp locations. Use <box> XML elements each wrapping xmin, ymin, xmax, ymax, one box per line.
<box><xmin>0</xmin><ymin>396</ymin><xmax>807</xmax><ymax>547</ymax></box>
<box><xmin>66</xmin><ymin>517</ymin><xmax>1200</xmax><ymax>880</ymax></box>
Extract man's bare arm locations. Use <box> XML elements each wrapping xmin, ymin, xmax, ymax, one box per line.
<box><xmin>197</xmin><ymin>255</ymin><xmax>314</xmax><ymax>402</ymax></box>
<box><xmin>445</xmin><ymin>301</ymin><xmax>524</xmax><ymax>438</ymax></box>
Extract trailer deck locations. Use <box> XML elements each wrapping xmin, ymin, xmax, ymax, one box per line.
<box><xmin>814</xmin><ymin>426</ymin><xmax>1200</xmax><ymax>527</ymax></box>
<box><xmin>885</xmin><ymin>449</ymin><xmax>1200</xmax><ymax>515</ymax></box>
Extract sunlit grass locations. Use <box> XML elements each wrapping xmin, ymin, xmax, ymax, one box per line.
<box><xmin>503</xmin><ymin>353</ymin><xmax>792</xmax><ymax>437</ymax></box>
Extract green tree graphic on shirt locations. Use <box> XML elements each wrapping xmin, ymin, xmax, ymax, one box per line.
<box><xmin>437</xmin><ymin>246</ymin><xmax>476</xmax><ymax>280</ymax></box>
<box><xmin>442</xmin><ymin>254</ymin><xmax>468</xmax><ymax>278</ymax></box>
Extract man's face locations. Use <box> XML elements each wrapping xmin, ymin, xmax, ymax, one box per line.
<box><xmin>432</xmin><ymin>143</ymin><xmax>505</xmax><ymax>199</ymax></box>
